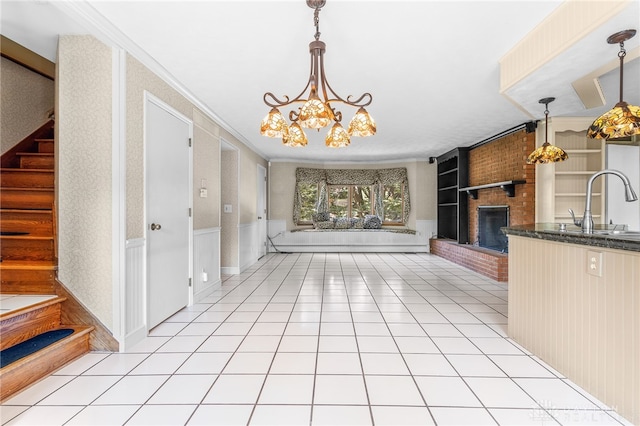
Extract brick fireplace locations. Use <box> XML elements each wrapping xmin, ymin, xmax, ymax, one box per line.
<box><xmin>431</xmin><ymin>128</ymin><xmax>536</xmax><ymax>282</ymax></box>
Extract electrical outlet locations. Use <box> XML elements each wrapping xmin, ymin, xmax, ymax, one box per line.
<box><xmin>587</xmin><ymin>250</ymin><xmax>603</xmax><ymax>277</ymax></box>
<box><xmin>224</xmin><ymin>204</ymin><xmax>232</xmax><ymax>213</ymax></box>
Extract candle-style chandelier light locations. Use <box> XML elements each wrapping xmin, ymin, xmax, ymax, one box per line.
<box><xmin>260</xmin><ymin>0</ymin><xmax>376</xmax><ymax>148</ymax></box>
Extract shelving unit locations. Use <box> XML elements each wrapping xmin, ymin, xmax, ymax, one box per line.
<box><xmin>437</xmin><ymin>148</ymin><xmax>469</xmax><ymax>243</ymax></box>
<box><xmin>535</xmin><ymin>117</ymin><xmax>605</xmax><ymax>225</ymax></box>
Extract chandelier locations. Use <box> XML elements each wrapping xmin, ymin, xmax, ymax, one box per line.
<box><xmin>587</xmin><ymin>29</ymin><xmax>640</xmax><ymax>140</ymax></box>
<box><xmin>527</xmin><ymin>97</ymin><xmax>568</xmax><ymax>164</ymax></box>
<box><xmin>260</xmin><ymin>0</ymin><xmax>376</xmax><ymax>148</ymax></box>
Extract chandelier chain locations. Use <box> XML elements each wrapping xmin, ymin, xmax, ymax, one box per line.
<box><xmin>314</xmin><ymin>7</ymin><xmax>321</xmax><ymax>41</ymax></box>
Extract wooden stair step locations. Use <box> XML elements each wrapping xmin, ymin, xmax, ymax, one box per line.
<box><xmin>0</xmin><ymin>235</ymin><xmax>55</xmax><ymax>261</ymax></box>
<box><xmin>35</xmin><ymin>138</ymin><xmax>54</xmax><ymax>153</ymax></box>
<box><xmin>0</xmin><ymin>209</ymin><xmax>54</xmax><ymax>236</ymax></box>
<box><xmin>0</xmin><ymin>187</ymin><xmax>54</xmax><ymax>209</ymax></box>
<box><xmin>0</xmin><ymin>261</ymin><xmax>57</xmax><ymax>293</ymax></box>
<box><xmin>17</xmin><ymin>153</ymin><xmax>54</xmax><ymax>169</ymax></box>
<box><xmin>0</xmin><ymin>296</ymin><xmax>66</xmax><ymax>350</ymax></box>
<box><xmin>0</xmin><ymin>325</ymin><xmax>94</xmax><ymax>401</ymax></box>
<box><xmin>0</xmin><ymin>168</ymin><xmax>54</xmax><ymax>188</ymax></box>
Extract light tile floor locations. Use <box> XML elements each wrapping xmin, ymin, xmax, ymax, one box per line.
<box><xmin>0</xmin><ymin>253</ymin><xmax>632</xmax><ymax>425</ymax></box>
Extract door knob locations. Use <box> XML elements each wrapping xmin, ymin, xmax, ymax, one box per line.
<box><xmin>150</xmin><ymin>223</ymin><xmax>162</xmax><ymax>231</ymax></box>
<box><xmin>258</xmin><ymin>216</ymin><xmax>263</xmax><ymax>220</ymax></box>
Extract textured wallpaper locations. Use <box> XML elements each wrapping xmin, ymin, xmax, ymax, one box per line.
<box><xmin>57</xmin><ymin>35</ymin><xmax>113</xmax><ymax>329</ymax></box>
<box><xmin>1</xmin><ymin>57</ymin><xmax>54</xmax><ymax>154</ymax></box>
<box><xmin>193</xmin><ymin>108</ymin><xmax>220</xmax><ymax>230</ymax></box>
<box><xmin>221</xmin><ymin>149</ymin><xmax>239</xmax><ymax>267</ymax></box>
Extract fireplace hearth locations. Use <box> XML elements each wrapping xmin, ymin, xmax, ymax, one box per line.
<box><xmin>477</xmin><ymin>206</ymin><xmax>509</xmax><ymax>253</ymax></box>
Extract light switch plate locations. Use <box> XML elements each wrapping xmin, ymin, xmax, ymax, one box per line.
<box><xmin>199</xmin><ymin>188</ymin><xmax>207</xmax><ymax>198</ymax></box>
<box><xmin>587</xmin><ymin>250</ymin><xmax>603</xmax><ymax>277</ymax></box>
<box><xmin>224</xmin><ymin>204</ymin><xmax>232</xmax><ymax>213</ymax></box>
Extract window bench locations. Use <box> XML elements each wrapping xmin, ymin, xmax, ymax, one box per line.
<box><xmin>268</xmin><ymin>221</ymin><xmax>434</xmax><ymax>253</ymax></box>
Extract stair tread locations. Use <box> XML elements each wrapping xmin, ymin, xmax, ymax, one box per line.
<box><xmin>0</xmin><ymin>295</ymin><xmax>66</xmax><ymax>322</ymax></box>
<box><xmin>0</xmin><ymin>260</ymin><xmax>57</xmax><ymax>270</ymax></box>
<box><xmin>0</xmin><ymin>325</ymin><xmax>93</xmax><ymax>373</ymax></box>
<box><xmin>0</xmin><ymin>168</ymin><xmax>54</xmax><ymax>173</ymax></box>
<box><xmin>0</xmin><ymin>209</ymin><xmax>53</xmax><ymax>213</ymax></box>
<box><xmin>15</xmin><ymin>152</ymin><xmax>53</xmax><ymax>157</ymax></box>
<box><xmin>1</xmin><ymin>187</ymin><xmax>54</xmax><ymax>192</ymax></box>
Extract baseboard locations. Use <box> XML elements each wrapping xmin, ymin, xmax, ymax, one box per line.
<box><xmin>221</xmin><ymin>267</ymin><xmax>240</xmax><ymax>275</ymax></box>
<box><xmin>122</xmin><ymin>325</ymin><xmax>147</xmax><ymax>352</ymax></box>
<box><xmin>273</xmin><ymin>245</ymin><xmax>429</xmax><ymax>253</ymax></box>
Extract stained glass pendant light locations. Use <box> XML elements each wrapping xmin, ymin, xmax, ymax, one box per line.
<box><xmin>260</xmin><ymin>0</ymin><xmax>375</xmax><ymax>148</ymax></box>
<box><xmin>527</xmin><ymin>97</ymin><xmax>569</xmax><ymax>164</ymax></box>
<box><xmin>587</xmin><ymin>29</ymin><xmax>640</xmax><ymax>140</ymax></box>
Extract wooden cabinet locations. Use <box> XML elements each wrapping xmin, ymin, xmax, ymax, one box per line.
<box><xmin>437</xmin><ymin>148</ymin><xmax>469</xmax><ymax>243</ymax></box>
<box><xmin>535</xmin><ymin>117</ymin><xmax>605</xmax><ymax>225</ymax></box>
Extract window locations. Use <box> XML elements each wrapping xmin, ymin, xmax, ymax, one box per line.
<box><xmin>293</xmin><ymin>167</ymin><xmax>411</xmax><ymax>226</ymax></box>
<box><xmin>383</xmin><ymin>183</ymin><xmax>404</xmax><ymax>223</ymax></box>
<box><xmin>328</xmin><ymin>185</ymin><xmax>374</xmax><ymax>218</ymax></box>
<box><xmin>297</xmin><ymin>183</ymin><xmax>318</xmax><ymax>223</ymax></box>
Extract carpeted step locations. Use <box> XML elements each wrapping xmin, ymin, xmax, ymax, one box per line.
<box><xmin>0</xmin><ymin>325</ymin><xmax>93</xmax><ymax>402</ymax></box>
<box><xmin>0</xmin><ymin>328</ymin><xmax>74</xmax><ymax>368</ymax></box>
<box><xmin>0</xmin><ymin>295</ymin><xmax>65</xmax><ymax>350</ymax></box>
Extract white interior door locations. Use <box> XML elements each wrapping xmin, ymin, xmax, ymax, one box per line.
<box><xmin>146</xmin><ymin>97</ymin><xmax>192</xmax><ymax>329</ymax></box>
<box><xmin>257</xmin><ymin>164</ymin><xmax>267</xmax><ymax>258</ymax></box>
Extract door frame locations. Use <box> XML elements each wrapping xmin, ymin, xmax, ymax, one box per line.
<box><xmin>144</xmin><ymin>92</ymin><xmax>194</xmax><ymax>330</ymax></box>
<box><xmin>257</xmin><ymin>164</ymin><xmax>267</xmax><ymax>258</ymax></box>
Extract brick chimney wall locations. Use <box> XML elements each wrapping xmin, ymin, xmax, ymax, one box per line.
<box><xmin>467</xmin><ymin>129</ymin><xmax>536</xmax><ymax>244</ymax></box>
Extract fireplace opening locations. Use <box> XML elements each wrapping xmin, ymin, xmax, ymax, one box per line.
<box><xmin>477</xmin><ymin>206</ymin><xmax>509</xmax><ymax>253</ymax></box>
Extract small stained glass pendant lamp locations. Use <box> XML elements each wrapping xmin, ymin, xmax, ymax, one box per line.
<box><xmin>527</xmin><ymin>97</ymin><xmax>569</xmax><ymax>164</ymax></box>
<box><xmin>588</xmin><ymin>29</ymin><xmax>640</xmax><ymax>140</ymax></box>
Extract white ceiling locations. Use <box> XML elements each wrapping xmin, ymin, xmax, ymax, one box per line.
<box><xmin>2</xmin><ymin>0</ymin><xmax>639</xmax><ymax>163</ymax></box>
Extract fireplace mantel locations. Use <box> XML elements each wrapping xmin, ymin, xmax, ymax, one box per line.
<box><xmin>459</xmin><ymin>180</ymin><xmax>526</xmax><ymax>199</ymax></box>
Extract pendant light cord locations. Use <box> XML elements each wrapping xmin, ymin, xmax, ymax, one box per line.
<box><xmin>618</xmin><ymin>40</ymin><xmax>626</xmax><ymax>103</ymax></box>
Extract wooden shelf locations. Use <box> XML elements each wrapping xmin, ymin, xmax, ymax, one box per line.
<box><xmin>564</xmin><ymin>149</ymin><xmax>601</xmax><ymax>154</ymax></box>
<box><xmin>459</xmin><ymin>180</ymin><xmax>526</xmax><ymax>199</ymax></box>
<box><xmin>556</xmin><ymin>171</ymin><xmax>600</xmax><ymax>175</ymax></box>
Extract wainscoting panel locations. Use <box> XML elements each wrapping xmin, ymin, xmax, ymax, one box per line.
<box><xmin>124</xmin><ymin>238</ymin><xmax>145</xmax><ymax>349</ymax></box>
<box><xmin>193</xmin><ymin>228</ymin><xmax>221</xmax><ymax>302</ymax></box>
<box><xmin>239</xmin><ymin>222</ymin><xmax>258</xmax><ymax>273</ymax></box>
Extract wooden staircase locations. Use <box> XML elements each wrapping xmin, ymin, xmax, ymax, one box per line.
<box><xmin>0</xmin><ymin>120</ymin><xmax>95</xmax><ymax>401</ymax></box>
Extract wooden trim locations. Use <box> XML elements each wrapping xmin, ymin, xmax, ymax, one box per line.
<box><xmin>1</xmin><ymin>35</ymin><xmax>55</xmax><ymax>80</ymax></box>
<box><xmin>54</xmin><ymin>279</ymin><xmax>119</xmax><ymax>352</ymax></box>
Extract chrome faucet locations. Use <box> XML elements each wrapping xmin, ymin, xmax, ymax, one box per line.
<box><xmin>573</xmin><ymin>169</ymin><xmax>638</xmax><ymax>232</ymax></box>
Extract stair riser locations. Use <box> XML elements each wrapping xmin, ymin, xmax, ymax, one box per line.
<box><xmin>0</xmin><ymin>270</ymin><xmax>56</xmax><ymax>293</ymax></box>
<box><xmin>19</xmin><ymin>156</ymin><xmax>54</xmax><ymax>169</ymax></box>
<box><xmin>0</xmin><ymin>328</ymin><xmax>92</xmax><ymax>402</ymax></box>
<box><xmin>37</xmin><ymin>141</ymin><xmax>54</xmax><ymax>153</ymax></box>
<box><xmin>0</xmin><ymin>303</ymin><xmax>62</xmax><ymax>350</ymax></box>
<box><xmin>0</xmin><ymin>189</ymin><xmax>54</xmax><ymax>209</ymax></box>
<box><xmin>1</xmin><ymin>238</ymin><xmax>55</xmax><ymax>261</ymax></box>
<box><xmin>1</xmin><ymin>170</ymin><xmax>54</xmax><ymax>188</ymax></box>
<box><xmin>0</xmin><ymin>211</ymin><xmax>54</xmax><ymax>236</ymax></box>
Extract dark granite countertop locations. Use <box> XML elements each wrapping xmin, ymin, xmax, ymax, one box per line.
<box><xmin>502</xmin><ymin>223</ymin><xmax>640</xmax><ymax>253</ymax></box>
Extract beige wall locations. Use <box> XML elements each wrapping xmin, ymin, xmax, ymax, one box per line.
<box><xmin>269</xmin><ymin>160</ymin><xmax>437</xmax><ymax>230</ymax></box>
<box><xmin>57</xmin><ymin>36</ymin><xmax>113</xmax><ymax>328</ymax></box>
<box><xmin>221</xmin><ymin>149</ymin><xmax>239</xmax><ymax>268</ymax></box>
<box><xmin>193</xmin><ymin>109</ymin><xmax>220</xmax><ymax>230</ymax></box>
<box><xmin>1</xmin><ymin>57</ymin><xmax>55</xmax><ymax>154</ymax></box>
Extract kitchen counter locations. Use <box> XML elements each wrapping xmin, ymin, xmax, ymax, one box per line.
<box><xmin>502</xmin><ymin>222</ymin><xmax>640</xmax><ymax>252</ymax></box>
<box><xmin>504</xmin><ymin>225</ymin><xmax>640</xmax><ymax>424</ymax></box>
